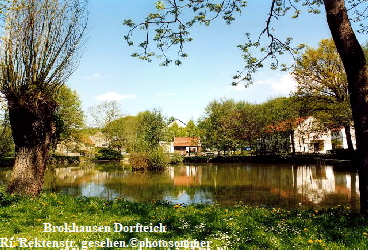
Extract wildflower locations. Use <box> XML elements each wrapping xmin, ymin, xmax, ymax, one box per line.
<box><xmin>304</xmin><ymin>228</ymin><xmax>308</xmax><ymax>231</ymax></box>
<box><xmin>315</xmin><ymin>239</ymin><xmax>323</xmax><ymax>243</ymax></box>
<box><xmin>173</xmin><ymin>204</ymin><xmax>182</xmax><ymax>208</ymax></box>
<box><xmin>36</xmin><ymin>219</ymin><xmax>42</xmax><ymax>222</ymax></box>
<box><xmin>308</xmin><ymin>239</ymin><xmax>314</xmax><ymax>244</ymax></box>
<box><xmin>363</xmin><ymin>232</ymin><xmax>367</xmax><ymax>236</ymax></box>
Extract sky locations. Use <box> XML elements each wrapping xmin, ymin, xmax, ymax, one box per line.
<box><xmin>67</xmin><ymin>0</ymin><xmax>366</xmax><ymax>126</ymax></box>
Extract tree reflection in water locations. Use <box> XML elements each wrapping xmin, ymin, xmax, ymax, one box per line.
<box><xmin>0</xmin><ymin>162</ymin><xmax>359</xmax><ymax>210</ymax></box>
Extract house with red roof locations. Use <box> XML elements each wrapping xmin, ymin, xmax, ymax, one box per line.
<box><xmin>173</xmin><ymin>137</ymin><xmax>201</xmax><ymax>156</ymax></box>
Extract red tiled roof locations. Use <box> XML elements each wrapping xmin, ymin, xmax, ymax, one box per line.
<box><xmin>265</xmin><ymin>117</ymin><xmax>307</xmax><ymax>133</ymax></box>
<box><xmin>174</xmin><ymin>137</ymin><xmax>200</xmax><ymax>147</ymax></box>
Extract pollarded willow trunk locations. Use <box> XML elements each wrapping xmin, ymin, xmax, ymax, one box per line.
<box><xmin>6</xmin><ymin>92</ymin><xmax>57</xmax><ymax>196</ymax></box>
<box><xmin>324</xmin><ymin>0</ymin><xmax>368</xmax><ymax>214</ymax></box>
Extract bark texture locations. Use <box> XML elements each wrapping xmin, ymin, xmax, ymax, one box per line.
<box><xmin>344</xmin><ymin>125</ymin><xmax>354</xmax><ymax>153</ymax></box>
<box><xmin>324</xmin><ymin>0</ymin><xmax>368</xmax><ymax>213</ymax></box>
<box><xmin>6</xmin><ymin>91</ymin><xmax>56</xmax><ymax>196</ymax></box>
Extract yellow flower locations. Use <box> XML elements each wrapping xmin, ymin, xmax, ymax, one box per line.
<box><xmin>173</xmin><ymin>204</ymin><xmax>182</xmax><ymax>208</ymax></box>
<box><xmin>308</xmin><ymin>239</ymin><xmax>314</xmax><ymax>244</ymax></box>
<box><xmin>36</xmin><ymin>219</ymin><xmax>42</xmax><ymax>222</ymax></box>
<box><xmin>304</xmin><ymin>228</ymin><xmax>308</xmax><ymax>231</ymax></box>
<box><xmin>363</xmin><ymin>232</ymin><xmax>368</xmax><ymax>236</ymax></box>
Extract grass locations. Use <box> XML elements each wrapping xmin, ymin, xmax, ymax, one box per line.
<box><xmin>0</xmin><ymin>190</ymin><xmax>368</xmax><ymax>249</ymax></box>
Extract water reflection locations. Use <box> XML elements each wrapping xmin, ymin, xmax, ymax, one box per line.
<box><xmin>0</xmin><ymin>163</ymin><xmax>359</xmax><ymax>209</ymax></box>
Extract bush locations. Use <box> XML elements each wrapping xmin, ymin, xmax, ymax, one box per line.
<box><xmin>129</xmin><ymin>152</ymin><xmax>150</xmax><ymax>170</ymax></box>
<box><xmin>130</xmin><ymin>148</ymin><xmax>168</xmax><ymax>170</ymax></box>
<box><xmin>169</xmin><ymin>153</ymin><xmax>184</xmax><ymax>164</ymax></box>
<box><xmin>95</xmin><ymin>148</ymin><xmax>122</xmax><ymax>160</ymax></box>
<box><xmin>148</xmin><ymin>148</ymin><xmax>168</xmax><ymax>169</ymax></box>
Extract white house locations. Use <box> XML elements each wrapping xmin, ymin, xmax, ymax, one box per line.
<box><xmin>293</xmin><ymin>117</ymin><xmax>356</xmax><ymax>154</ymax></box>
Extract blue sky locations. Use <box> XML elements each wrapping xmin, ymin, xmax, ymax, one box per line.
<box><xmin>67</xmin><ymin>0</ymin><xmax>365</xmax><ymax>125</ymax></box>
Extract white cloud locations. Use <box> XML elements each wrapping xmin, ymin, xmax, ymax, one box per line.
<box><xmin>86</xmin><ymin>73</ymin><xmax>103</xmax><ymax>80</ymax></box>
<box><xmin>270</xmin><ymin>74</ymin><xmax>297</xmax><ymax>95</ymax></box>
<box><xmin>232</xmin><ymin>83</ymin><xmax>246</xmax><ymax>91</ymax></box>
<box><xmin>95</xmin><ymin>92</ymin><xmax>136</xmax><ymax>101</ymax></box>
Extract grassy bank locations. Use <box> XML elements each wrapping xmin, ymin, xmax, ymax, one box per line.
<box><xmin>0</xmin><ymin>191</ymin><xmax>367</xmax><ymax>249</ymax></box>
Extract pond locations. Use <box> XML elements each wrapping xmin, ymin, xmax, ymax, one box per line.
<box><xmin>0</xmin><ymin>162</ymin><xmax>359</xmax><ymax>210</ymax></box>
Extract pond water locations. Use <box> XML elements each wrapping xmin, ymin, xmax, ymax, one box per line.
<box><xmin>0</xmin><ymin>162</ymin><xmax>359</xmax><ymax>210</ymax></box>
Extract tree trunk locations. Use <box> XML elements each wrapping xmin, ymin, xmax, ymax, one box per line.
<box><xmin>6</xmin><ymin>91</ymin><xmax>56</xmax><ymax>196</ymax></box>
<box><xmin>324</xmin><ymin>0</ymin><xmax>368</xmax><ymax>214</ymax></box>
<box><xmin>343</xmin><ymin>125</ymin><xmax>354</xmax><ymax>153</ymax></box>
<box><xmin>290</xmin><ymin>130</ymin><xmax>296</xmax><ymax>155</ymax></box>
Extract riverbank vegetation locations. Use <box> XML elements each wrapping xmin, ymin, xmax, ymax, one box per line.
<box><xmin>0</xmin><ymin>190</ymin><xmax>367</xmax><ymax>249</ymax></box>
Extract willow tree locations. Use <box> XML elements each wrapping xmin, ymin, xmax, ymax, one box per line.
<box><xmin>124</xmin><ymin>0</ymin><xmax>368</xmax><ymax>213</ymax></box>
<box><xmin>0</xmin><ymin>0</ymin><xmax>88</xmax><ymax>196</ymax></box>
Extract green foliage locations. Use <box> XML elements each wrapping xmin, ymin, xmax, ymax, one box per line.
<box><xmin>0</xmin><ymin>100</ymin><xmax>14</xmax><ymax>157</ymax></box>
<box><xmin>123</xmin><ymin>0</ymin><xmax>246</xmax><ymax>67</ymax></box>
<box><xmin>135</xmin><ymin>109</ymin><xmax>168</xmax><ymax>149</ymax></box>
<box><xmin>198</xmin><ymin>97</ymin><xmax>302</xmax><ymax>155</ymax></box>
<box><xmin>199</xmin><ymin>98</ymin><xmax>263</xmax><ymax>154</ymax></box>
<box><xmin>167</xmin><ymin>119</ymin><xmax>201</xmax><ymax>140</ymax></box>
<box><xmin>147</xmin><ymin>147</ymin><xmax>168</xmax><ymax>169</ymax></box>
<box><xmin>122</xmin><ymin>0</ymin><xmax>330</xmax><ymax>84</ymax></box>
<box><xmin>167</xmin><ymin>121</ymin><xmax>187</xmax><ymax>139</ymax></box>
<box><xmin>129</xmin><ymin>148</ymin><xmax>168</xmax><ymax>170</ymax></box>
<box><xmin>103</xmin><ymin>109</ymin><xmax>170</xmax><ymax>169</ymax></box>
<box><xmin>95</xmin><ymin>148</ymin><xmax>122</xmax><ymax>160</ymax></box>
<box><xmin>129</xmin><ymin>151</ymin><xmax>150</xmax><ymax>170</ymax></box>
<box><xmin>53</xmin><ymin>85</ymin><xmax>85</xmax><ymax>145</ymax></box>
<box><xmin>103</xmin><ymin>115</ymin><xmax>138</xmax><ymax>152</ymax></box>
<box><xmin>292</xmin><ymin>38</ymin><xmax>358</xmax><ymax>151</ymax></box>
<box><xmin>169</xmin><ymin>153</ymin><xmax>184</xmax><ymax>164</ymax></box>
<box><xmin>0</xmin><ymin>125</ymin><xmax>14</xmax><ymax>158</ymax></box>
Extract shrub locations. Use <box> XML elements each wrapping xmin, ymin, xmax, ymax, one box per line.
<box><xmin>130</xmin><ymin>148</ymin><xmax>168</xmax><ymax>170</ymax></box>
<box><xmin>148</xmin><ymin>148</ymin><xmax>168</xmax><ymax>170</ymax></box>
<box><xmin>169</xmin><ymin>153</ymin><xmax>184</xmax><ymax>164</ymax></box>
<box><xmin>95</xmin><ymin>148</ymin><xmax>122</xmax><ymax>160</ymax></box>
<box><xmin>129</xmin><ymin>152</ymin><xmax>150</xmax><ymax>170</ymax></box>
